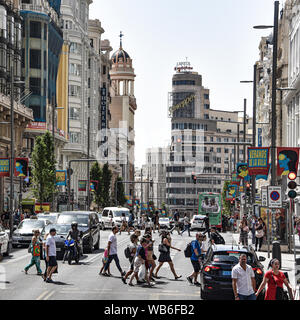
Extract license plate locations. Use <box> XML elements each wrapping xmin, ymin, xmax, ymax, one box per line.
<box><xmin>222</xmin><ymin>271</ymin><xmax>231</xmax><ymax>276</ymax></box>
<box><xmin>56</xmin><ymin>248</ymin><xmax>61</xmax><ymax>252</ymax></box>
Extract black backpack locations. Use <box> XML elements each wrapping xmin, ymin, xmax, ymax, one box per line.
<box><xmin>124</xmin><ymin>246</ymin><xmax>131</xmax><ymax>259</ymax></box>
<box><xmin>184</xmin><ymin>241</ymin><xmax>194</xmax><ymax>258</ymax></box>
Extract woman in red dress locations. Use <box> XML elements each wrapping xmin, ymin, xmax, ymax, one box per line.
<box><xmin>255</xmin><ymin>259</ymin><xmax>294</xmax><ymax>300</ymax></box>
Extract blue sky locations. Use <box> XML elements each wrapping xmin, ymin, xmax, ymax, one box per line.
<box><xmin>89</xmin><ymin>0</ymin><xmax>284</xmax><ymax>167</ymax></box>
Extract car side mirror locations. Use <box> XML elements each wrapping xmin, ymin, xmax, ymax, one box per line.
<box><xmin>259</xmin><ymin>256</ymin><xmax>266</xmax><ymax>262</ymax></box>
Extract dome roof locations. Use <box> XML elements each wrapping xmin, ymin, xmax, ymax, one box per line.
<box><xmin>111</xmin><ymin>48</ymin><xmax>130</xmax><ymax>64</ymax></box>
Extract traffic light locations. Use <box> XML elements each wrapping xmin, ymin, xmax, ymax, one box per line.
<box><xmin>288</xmin><ymin>171</ymin><xmax>297</xmax><ymax>199</ymax></box>
<box><xmin>192</xmin><ymin>173</ymin><xmax>197</xmax><ymax>184</ymax></box>
<box><xmin>246</xmin><ymin>183</ymin><xmax>251</xmax><ymax>197</ymax></box>
<box><xmin>150</xmin><ymin>179</ymin><xmax>153</xmax><ymax>188</ymax></box>
<box><xmin>175</xmin><ymin>138</ymin><xmax>182</xmax><ymax>153</ymax></box>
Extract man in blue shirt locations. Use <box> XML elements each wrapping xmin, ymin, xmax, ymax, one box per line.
<box><xmin>187</xmin><ymin>233</ymin><xmax>202</xmax><ymax>286</ymax></box>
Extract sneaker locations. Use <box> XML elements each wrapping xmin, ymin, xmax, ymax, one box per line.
<box><xmin>136</xmin><ymin>280</ymin><xmax>144</xmax><ymax>285</ymax></box>
<box><xmin>187</xmin><ymin>276</ymin><xmax>193</xmax><ymax>284</ymax></box>
<box><xmin>24</xmin><ymin>269</ymin><xmax>28</xmax><ymax>275</ymax></box>
<box><xmin>121</xmin><ymin>277</ymin><xmax>126</xmax><ymax>284</ymax></box>
<box><xmin>121</xmin><ymin>271</ymin><xmax>126</xmax><ymax>277</ymax></box>
<box><xmin>150</xmin><ymin>277</ymin><xmax>156</xmax><ymax>282</ymax></box>
<box><xmin>128</xmin><ymin>283</ymin><xmax>134</xmax><ymax>286</ymax></box>
<box><xmin>194</xmin><ymin>281</ymin><xmax>201</xmax><ymax>286</ymax></box>
<box><xmin>46</xmin><ymin>278</ymin><xmax>54</xmax><ymax>283</ymax></box>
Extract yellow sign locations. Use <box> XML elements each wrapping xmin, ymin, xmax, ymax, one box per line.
<box><xmin>169</xmin><ymin>95</ymin><xmax>195</xmax><ymax>116</ymax></box>
<box><xmin>35</xmin><ymin>204</ymin><xmax>50</xmax><ymax>213</ymax></box>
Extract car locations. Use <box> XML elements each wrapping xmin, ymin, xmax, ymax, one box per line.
<box><xmin>97</xmin><ymin>213</ymin><xmax>105</xmax><ymax>230</ymax></box>
<box><xmin>200</xmin><ymin>244</ymin><xmax>266</xmax><ymax>300</ymax></box>
<box><xmin>159</xmin><ymin>217</ymin><xmax>171</xmax><ymax>229</ymax></box>
<box><xmin>101</xmin><ymin>207</ymin><xmax>130</xmax><ymax>229</ymax></box>
<box><xmin>0</xmin><ymin>224</ymin><xmax>11</xmax><ymax>256</ymax></box>
<box><xmin>12</xmin><ymin>218</ymin><xmax>50</xmax><ymax>248</ymax></box>
<box><xmin>190</xmin><ymin>215</ymin><xmax>206</xmax><ymax>231</ymax></box>
<box><xmin>37</xmin><ymin>212</ymin><xmax>58</xmax><ymax>224</ymax></box>
<box><xmin>56</xmin><ymin>211</ymin><xmax>100</xmax><ymax>254</ymax></box>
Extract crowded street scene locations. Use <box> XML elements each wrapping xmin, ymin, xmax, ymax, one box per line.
<box><xmin>0</xmin><ymin>0</ymin><xmax>300</xmax><ymax>312</ymax></box>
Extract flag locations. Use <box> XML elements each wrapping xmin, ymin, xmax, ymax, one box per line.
<box><xmin>248</xmin><ymin>147</ymin><xmax>270</xmax><ymax>177</ymax></box>
<box><xmin>277</xmin><ymin>147</ymin><xmax>300</xmax><ymax>176</ymax></box>
<box><xmin>237</xmin><ymin>163</ymin><xmax>250</xmax><ymax>181</ymax></box>
<box><xmin>14</xmin><ymin>158</ymin><xmax>29</xmax><ymax>177</ymax></box>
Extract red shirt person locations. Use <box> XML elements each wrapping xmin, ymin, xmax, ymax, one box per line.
<box><xmin>255</xmin><ymin>258</ymin><xmax>294</xmax><ymax>300</ymax></box>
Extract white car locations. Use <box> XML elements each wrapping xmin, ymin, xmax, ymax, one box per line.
<box><xmin>159</xmin><ymin>217</ymin><xmax>171</xmax><ymax>229</ymax></box>
<box><xmin>0</xmin><ymin>224</ymin><xmax>10</xmax><ymax>256</ymax></box>
<box><xmin>190</xmin><ymin>215</ymin><xmax>206</xmax><ymax>231</ymax></box>
<box><xmin>37</xmin><ymin>212</ymin><xmax>58</xmax><ymax>224</ymax></box>
<box><xmin>101</xmin><ymin>207</ymin><xmax>130</xmax><ymax>229</ymax></box>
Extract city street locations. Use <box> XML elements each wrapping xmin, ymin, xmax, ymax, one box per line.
<box><xmin>0</xmin><ymin>230</ymin><xmax>209</xmax><ymax>301</ymax></box>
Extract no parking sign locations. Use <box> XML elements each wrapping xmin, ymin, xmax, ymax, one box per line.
<box><xmin>267</xmin><ymin>186</ymin><xmax>282</xmax><ymax>208</ymax></box>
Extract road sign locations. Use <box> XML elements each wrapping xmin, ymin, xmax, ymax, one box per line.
<box><xmin>268</xmin><ymin>186</ymin><xmax>282</xmax><ymax>208</ymax></box>
<box><xmin>240</xmin><ymin>193</ymin><xmax>245</xmax><ymax>205</ymax></box>
<box><xmin>261</xmin><ymin>187</ymin><xmax>268</xmax><ymax>207</ymax></box>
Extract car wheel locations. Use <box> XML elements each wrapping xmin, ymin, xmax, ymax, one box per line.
<box><xmin>201</xmin><ymin>288</ymin><xmax>209</xmax><ymax>300</ymax></box>
<box><xmin>12</xmin><ymin>244</ymin><xmax>18</xmax><ymax>249</ymax></box>
<box><xmin>94</xmin><ymin>234</ymin><xmax>100</xmax><ymax>250</ymax></box>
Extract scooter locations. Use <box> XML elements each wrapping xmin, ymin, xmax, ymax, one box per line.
<box><xmin>63</xmin><ymin>239</ymin><xmax>80</xmax><ymax>265</ymax></box>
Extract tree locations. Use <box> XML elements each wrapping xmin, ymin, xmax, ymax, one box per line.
<box><xmin>31</xmin><ymin>131</ymin><xmax>56</xmax><ymax>210</ymax></box>
<box><xmin>116</xmin><ymin>177</ymin><xmax>126</xmax><ymax>206</ymax></box>
<box><xmin>222</xmin><ymin>180</ymin><xmax>232</xmax><ymax>217</ymax></box>
<box><xmin>101</xmin><ymin>162</ymin><xmax>112</xmax><ymax>207</ymax></box>
<box><xmin>90</xmin><ymin>162</ymin><xmax>102</xmax><ymax>210</ymax></box>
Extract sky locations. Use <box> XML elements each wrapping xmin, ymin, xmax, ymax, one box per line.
<box><xmin>89</xmin><ymin>0</ymin><xmax>285</xmax><ymax>168</ymax></box>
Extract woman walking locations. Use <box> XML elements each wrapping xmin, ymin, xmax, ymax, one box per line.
<box><xmin>153</xmin><ymin>231</ymin><xmax>182</xmax><ymax>280</ymax></box>
<box><xmin>255</xmin><ymin>218</ymin><xmax>265</xmax><ymax>251</ymax></box>
<box><xmin>144</xmin><ymin>233</ymin><xmax>156</xmax><ymax>282</ymax></box>
<box><xmin>255</xmin><ymin>258</ymin><xmax>294</xmax><ymax>300</ymax></box>
<box><xmin>180</xmin><ymin>213</ymin><xmax>191</xmax><ymax>236</ymax></box>
<box><xmin>122</xmin><ymin>234</ymin><xmax>139</xmax><ymax>284</ymax></box>
<box><xmin>239</xmin><ymin>217</ymin><xmax>249</xmax><ymax>246</ymax></box>
<box><xmin>24</xmin><ymin>229</ymin><xmax>42</xmax><ymax>275</ymax></box>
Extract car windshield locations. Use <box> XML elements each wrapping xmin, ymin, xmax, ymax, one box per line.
<box><xmin>38</xmin><ymin>215</ymin><xmax>56</xmax><ymax>223</ymax></box>
<box><xmin>57</xmin><ymin>214</ymin><xmax>89</xmax><ymax>226</ymax></box>
<box><xmin>18</xmin><ymin>220</ymin><xmax>45</xmax><ymax>229</ymax></box>
<box><xmin>42</xmin><ymin>224</ymin><xmax>70</xmax><ymax>236</ymax></box>
<box><xmin>113</xmin><ymin>211</ymin><xmax>129</xmax><ymax>217</ymax></box>
<box><xmin>194</xmin><ymin>217</ymin><xmax>203</xmax><ymax>221</ymax></box>
<box><xmin>212</xmin><ymin>251</ymin><xmax>254</xmax><ymax>264</ymax></box>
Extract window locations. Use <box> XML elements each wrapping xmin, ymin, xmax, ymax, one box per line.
<box><xmin>204</xmin><ymin>94</ymin><xmax>209</xmax><ymax>99</ymax></box>
<box><xmin>204</xmin><ymin>114</ymin><xmax>209</xmax><ymax>119</ymax></box>
<box><xmin>217</xmin><ymin>148</ymin><xmax>221</xmax><ymax>153</ymax></box>
<box><xmin>70</xmin><ymin>132</ymin><xmax>81</xmax><ymax>144</ymax></box>
<box><xmin>44</xmin><ymin>24</ymin><xmax>47</xmax><ymax>40</ymax></box>
<box><xmin>29</xmin><ymin>77</ymin><xmax>41</xmax><ymax>95</ymax></box>
<box><xmin>204</xmin><ymin>104</ymin><xmax>210</xmax><ymax>109</ymax></box>
<box><xmin>217</xmin><ymin>138</ymin><xmax>221</xmax><ymax>142</ymax></box>
<box><xmin>210</xmin><ymin>137</ymin><xmax>214</xmax><ymax>142</ymax></box>
<box><xmin>30</xmin><ymin>21</ymin><xmax>41</xmax><ymax>38</ymax></box>
<box><xmin>70</xmin><ymin>42</ymin><xmax>81</xmax><ymax>54</ymax></box>
<box><xmin>173</xmin><ymin>80</ymin><xmax>195</xmax><ymax>86</ymax></box>
<box><xmin>69</xmin><ymin>85</ymin><xmax>81</xmax><ymax>97</ymax></box>
<box><xmin>30</xmin><ymin>105</ymin><xmax>41</xmax><ymax>120</ymax></box>
<box><xmin>69</xmin><ymin>63</ymin><xmax>80</xmax><ymax>76</ymax></box>
<box><xmin>103</xmin><ymin>65</ymin><xmax>106</xmax><ymax>75</ymax></box>
<box><xmin>30</xmin><ymin>49</ymin><xmax>41</xmax><ymax>69</ymax></box>
<box><xmin>70</xmin><ymin>107</ymin><xmax>80</xmax><ymax>120</ymax></box>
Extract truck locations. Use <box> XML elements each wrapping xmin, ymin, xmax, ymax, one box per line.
<box><xmin>198</xmin><ymin>193</ymin><xmax>222</xmax><ymax>231</ymax></box>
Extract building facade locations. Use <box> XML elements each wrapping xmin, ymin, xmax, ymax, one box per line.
<box><xmin>0</xmin><ymin>0</ymin><xmax>34</xmax><ymax>211</ymax></box>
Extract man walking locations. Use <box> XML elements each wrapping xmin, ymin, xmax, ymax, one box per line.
<box><xmin>170</xmin><ymin>210</ymin><xmax>180</xmax><ymax>235</ymax></box>
<box><xmin>45</xmin><ymin>228</ymin><xmax>58</xmax><ymax>283</ymax></box>
<box><xmin>152</xmin><ymin>211</ymin><xmax>160</xmax><ymax>233</ymax></box>
<box><xmin>180</xmin><ymin>213</ymin><xmax>191</xmax><ymax>236</ymax></box>
<box><xmin>187</xmin><ymin>233</ymin><xmax>202</xmax><ymax>286</ymax></box>
<box><xmin>102</xmin><ymin>226</ymin><xmax>125</xmax><ymax>277</ymax></box>
<box><xmin>232</xmin><ymin>254</ymin><xmax>256</xmax><ymax>300</ymax></box>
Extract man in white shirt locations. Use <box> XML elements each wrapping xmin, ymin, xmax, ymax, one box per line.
<box><xmin>45</xmin><ymin>228</ymin><xmax>57</xmax><ymax>283</ymax></box>
<box><xmin>232</xmin><ymin>254</ymin><xmax>256</xmax><ymax>300</ymax></box>
<box><xmin>102</xmin><ymin>226</ymin><xmax>125</xmax><ymax>277</ymax></box>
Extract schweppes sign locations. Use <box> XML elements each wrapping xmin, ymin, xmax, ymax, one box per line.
<box><xmin>169</xmin><ymin>95</ymin><xmax>195</xmax><ymax>116</ymax></box>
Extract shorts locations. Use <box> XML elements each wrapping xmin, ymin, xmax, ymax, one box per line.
<box><xmin>133</xmin><ymin>257</ymin><xmax>143</xmax><ymax>273</ymax></box>
<box><xmin>191</xmin><ymin>260</ymin><xmax>201</xmax><ymax>273</ymax></box>
<box><xmin>102</xmin><ymin>257</ymin><xmax>108</xmax><ymax>264</ymax></box>
<box><xmin>48</xmin><ymin>256</ymin><xmax>57</xmax><ymax>267</ymax></box>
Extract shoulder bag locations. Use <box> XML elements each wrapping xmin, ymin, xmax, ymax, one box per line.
<box><xmin>255</xmin><ymin>229</ymin><xmax>264</xmax><ymax>238</ymax></box>
<box><xmin>271</xmin><ymin>272</ymin><xmax>289</xmax><ymax>300</ymax></box>
<box><xmin>158</xmin><ymin>243</ymin><xmax>168</xmax><ymax>253</ymax></box>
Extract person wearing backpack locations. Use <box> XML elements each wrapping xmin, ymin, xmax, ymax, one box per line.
<box><xmin>187</xmin><ymin>233</ymin><xmax>202</xmax><ymax>286</ymax></box>
<box><xmin>122</xmin><ymin>234</ymin><xmax>139</xmax><ymax>284</ymax></box>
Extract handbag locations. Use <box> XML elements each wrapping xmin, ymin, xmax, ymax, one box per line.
<box><xmin>158</xmin><ymin>244</ymin><xmax>168</xmax><ymax>253</ymax></box>
<box><xmin>255</xmin><ymin>229</ymin><xmax>264</xmax><ymax>238</ymax></box>
<box><xmin>271</xmin><ymin>272</ymin><xmax>289</xmax><ymax>300</ymax></box>
<box><xmin>153</xmin><ymin>254</ymin><xmax>157</xmax><ymax>261</ymax></box>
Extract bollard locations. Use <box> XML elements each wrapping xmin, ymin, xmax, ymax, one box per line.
<box><xmin>272</xmin><ymin>241</ymin><xmax>282</xmax><ymax>268</ymax></box>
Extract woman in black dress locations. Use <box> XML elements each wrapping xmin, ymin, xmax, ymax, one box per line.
<box><xmin>153</xmin><ymin>231</ymin><xmax>182</xmax><ymax>280</ymax></box>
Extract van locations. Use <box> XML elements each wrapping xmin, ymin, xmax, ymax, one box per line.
<box><xmin>101</xmin><ymin>207</ymin><xmax>130</xmax><ymax>229</ymax></box>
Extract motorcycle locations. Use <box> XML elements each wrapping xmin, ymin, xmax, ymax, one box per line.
<box><xmin>63</xmin><ymin>239</ymin><xmax>80</xmax><ymax>265</ymax></box>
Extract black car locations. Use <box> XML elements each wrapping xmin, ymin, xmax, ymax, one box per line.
<box><xmin>200</xmin><ymin>244</ymin><xmax>266</xmax><ymax>300</ymax></box>
<box><xmin>56</xmin><ymin>211</ymin><xmax>100</xmax><ymax>254</ymax></box>
<box><xmin>40</xmin><ymin>224</ymin><xmax>71</xmax><ymax>260</ymax></box>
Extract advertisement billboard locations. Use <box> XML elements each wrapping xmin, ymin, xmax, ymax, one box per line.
<box><xmin>198</xmin><ymin>193</ymin><xmax>222</xmax><ymax>227</ymax></box>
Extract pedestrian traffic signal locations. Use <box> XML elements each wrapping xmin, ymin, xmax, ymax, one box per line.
<box><xmin>288</xmin><ymin>172</ymin><xmax>298</xmax><ymax>199</ymax></box>
<box><xmin>191</xmin><ymin>173</ymin><xmax>197</xmax><ymax>184</ymax></box>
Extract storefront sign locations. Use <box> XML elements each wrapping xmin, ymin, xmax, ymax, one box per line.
<box><xmin>56</xmin><ymin>170</ymin><xmax>67</xmax><ymax>186</ymax></box>
<box><xmin>78</xmin><ymin>180</ymin><xmax>87</xmax><ymax>192</ymax></box>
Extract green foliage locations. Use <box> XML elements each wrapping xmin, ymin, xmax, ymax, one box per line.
<box><xmin>90</xmin><ymin>162</ymin><xmax>102</xmax><ymax>209</ymax></box>
<box><xmin>116</xmin><ymin>177</ymin><xmax>126</xmax><ymax>206</ymax></box>
<box><xmin>222</xmin><ymin>180</ymin><xmax>232</xmax><ymax>217</ymax></box>
<box><xmin>100</xmin><ymin>163</ymin><xmax>112</xmax><ymax>208</ymax></box>
<box><xmin>31</xmin><ymin>131</ymin><xmax>56</xmax><ymax>208</ymax></box>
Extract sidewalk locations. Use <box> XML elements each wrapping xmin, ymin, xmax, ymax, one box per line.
<box><xmin>231</xmin><ymin>233</ymin><xmax>296</xmax><ymax>289</ymax></box>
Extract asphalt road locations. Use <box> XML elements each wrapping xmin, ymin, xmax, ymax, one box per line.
<box><xmin>0</xmin><ymin>229</ymin><xmax>226</xmax><ymax>301</ymax></box>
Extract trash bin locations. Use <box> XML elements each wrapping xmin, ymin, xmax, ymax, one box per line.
<box><xmin>272</xmin><ymin>241</ymin><xmax>282</xmax><ymax>268</ymax></box>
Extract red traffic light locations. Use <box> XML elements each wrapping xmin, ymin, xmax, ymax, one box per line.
<box><xmin>288</xmin><ymin>172</ymin><xmax>297</xmax><ymax>180</ymax></box>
